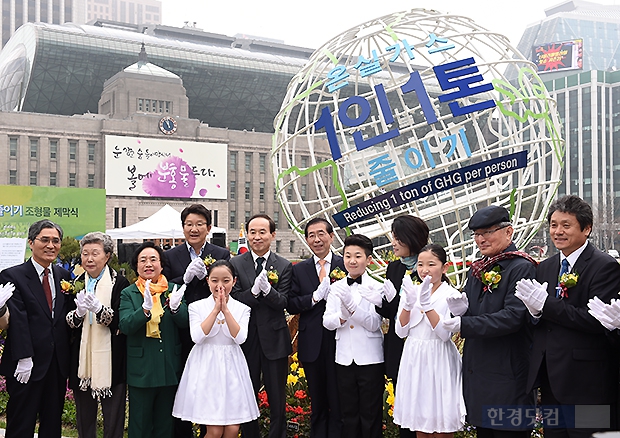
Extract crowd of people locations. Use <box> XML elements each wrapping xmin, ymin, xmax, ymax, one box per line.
<box><xmin>0</xmin><ymin>195</ymin><xmax>618</xmax><ymax>438</ymax></box>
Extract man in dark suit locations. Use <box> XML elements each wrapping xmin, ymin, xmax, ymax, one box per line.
<box><xmin>288</xmin><ymin>217</ymin><xmax>344</xmax><ymax>438</ymax></box>
<box><xmin>163</xmin><ymin>203</ymin><xmax>230</xmax><ymax>304</ymax></box>
<box><xmin>443</xmin><ymin>205</ymin><xmax>537</xmax><ymax>438</ymax></box>
<box><xmin>162</xmin><ymin>203</ymin><xmax>230</xmax><ymax>438</ymax></box>
<box><xmin>516</xmin><ymin>195</ymin><xmax>620</xmax><ymax>438</ymax></box>
<box><xmin>230</xmin><ymin>213</ymin><xmax>292</xmax><ymax>438</ymax></box>
<box><xmin>0</xmin><ymin>219</ymin><xmax>72</xmax><ymax>438</ymax></box>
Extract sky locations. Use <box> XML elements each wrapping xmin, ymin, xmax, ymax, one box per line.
<box><xmin>160</xmin><ymin>0</ymin><xmax>619</xmax><ymax>50</ymax></box>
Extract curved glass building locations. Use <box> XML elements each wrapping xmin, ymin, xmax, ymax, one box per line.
<box><xmin>0</xmin><ymin>21</ymin><xmax>311</xmax><ymax>132</ymax></box>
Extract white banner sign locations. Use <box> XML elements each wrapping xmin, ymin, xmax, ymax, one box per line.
<box><xmin>105</xmin><ymin>135</ymin><xmax>228</xmax><ymax>199</ymax></box>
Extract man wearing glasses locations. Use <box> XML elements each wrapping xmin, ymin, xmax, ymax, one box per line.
<box><xmin>163</xmin><ymin>203</ymin><xmax>230</xmax><ymax>438</ymax></box>
<box><xmin>0</xmin><ymin>219</ymin><xmax>72</xmax><ymax>438</ymax></box>
<box><xmin>442</xmin><ymin>205</ymin><xmax>537</xmax><ymax>438</ymax></box>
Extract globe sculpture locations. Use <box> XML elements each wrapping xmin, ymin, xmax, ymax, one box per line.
<box><xmin>272</xmin><ymin>9</ymin><xmax>564</xmax><ymax>285</ymax></box>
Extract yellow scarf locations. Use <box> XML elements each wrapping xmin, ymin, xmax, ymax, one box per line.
<box><xmin>136</xmin><ymin>275</ymin><xmax>168</xmax><ymax>339</ymax></box>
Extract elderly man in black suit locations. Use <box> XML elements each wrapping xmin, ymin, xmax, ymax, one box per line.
<box><xmin>442</xmin><ymin>205</ymin><xmax>537</xmax><ymax>438</ymax></box>
<box><xmin>162</xmin><ymin>203</ymin><xmax>230</xmax><ymax>438</ymax></box>
<box><xmin>288</xmin><ymin>217</ymin><xmax>345</xmax><ymax>438</ymax></box>
<box><xmin>0</xmin><ymin>219</ymin><xmax>72</xmax><ymax>438</ymax></box>
<box><xmin>516</xmin><ymin>195</ymin><xmax>620</xmax><ymax>438</ymax></box>
<box><xmin>230</xmin><ymin>213</ymin><xmax>292</xmax><ymax>438</ymax></box>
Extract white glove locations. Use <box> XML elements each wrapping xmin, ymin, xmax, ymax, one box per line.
<box><xmin>515</xmin><ymin>279</ymin><xmax>548</xmax><ymax>317</ymax></box>
<box><xmin>400</xmin><ymin>275</ymin><xmax>418</xmax><ymax>311</ymax></box>
<box><xmin>339</xmin><ymin>297</ymin><xmax>352</xmax><ymax>320</ymax></box>
<box><xmin>418</xmin><ymin>276</ymin><xmax>433</xmax><ymax>312</ymax></box>
<box><xmin>258</xmin><ymin>271</ymin><xmax>272</xmax><ymax>295</ymax></box>
<box><xmin>169</xmin><ymin>284</ymin><xmax>186</xmax><ymax>311</ymax></box>
<box><xmin>442</xmin><ymin>316</ymin><xmax>461</xmax><ymax>333</ymax></box>
<box><xmin>14</xmin><ymin>357</ymin><xmax>33</xmax><ymax>384</ymax></box>
<box><xmin>446</xmin><ymin>292</ymin><xmax>469</xmax><ymax>316</ymax></box>
<box><xmin>588</xmin><ymin>297</ymin><xmax>620</xmax><ymax>330</ymax></box>
<box><xmin>142</xmin><ymin>280</ymin><xmax>154</xmax><ymax>311</ymax></box>
<box><xmin>337</xmin><ymin>287</ymin><xmax>357</xmax><ymax>314</ymax></box>
<box><xmin>358</xmin><ymin>284</ymin><xmax>383</xmax><ymax>307</ymax></box>
<box><xmin>382</xmin><ymin>279</ymin><xmax>397</xmax><ymax>303</ymax></box>
<box><xmin>74</xmin><ymin>291</ymin><xmax>88</xmax><ymax>318</ymax></box>
<box><xmin>251</xmin><ymin>270</ymin><xmax>268</xmax><ymax>297</ymax></box>
<box><xmin>84</xmin><ymin>293</ymin><xmax>103</xmax><ymax>314</ymax></box>
<box><xmin>183</xmin><ymin>257</ymin><xmax>207</xmax><ymax>284</ymax></box>
<box><xmin>0</xmin><ymin>282</ymin><xmax>15</xmax><ymax>308</ymax></box>
<box><xmin>312</xmin><ymin>277</ymin><xmax>331</xmax><ymax>304</ymax></box>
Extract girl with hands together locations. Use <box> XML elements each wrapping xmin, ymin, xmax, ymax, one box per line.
<box><xmin>173</xmin><ymin>260</ymin><xmax>258</xmax><ymax>438</ymax></box>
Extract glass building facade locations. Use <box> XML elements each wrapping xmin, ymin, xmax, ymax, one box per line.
<box><xmin>0</xmin><ymin>22</ymin><xmax>310</xmax><ymax>133</ymax></box>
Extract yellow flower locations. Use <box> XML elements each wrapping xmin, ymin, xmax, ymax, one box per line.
<box><xmin>203</xmin><ymin>255</ymin><xmax>216</xmax><ymax>267</ymax></box>
<box><xmin>290</xmin><ymin>362</ymin><xmax>299</xmax><ymax>372</ymax></box>
<box><xmin>287</xmin><ymin>374</ymin><xmax>298</xmax><ymax>385</ymax></box>
<box><xmin>60</xmin><ymin>279</ymin><xmax>73</xmax><ymax>292</ymax></box>
<box><xmin>386</xmin><ymin>394</ymin><xmax>395</xmax><ymax>405</ymax></box>
<box><xmin>297</xmin><ymin>367</ymin><xmax>305</xmax><ymax>378</ymax></box>
<box><xmin>388</xmin><ymin>408</ymin><xmax>394</xmax><ymax>417</ymax></box>
<box><xmin>291</xmin><ymin>352</ymin><xmax>298</xmax><ymax>362</ymax></box>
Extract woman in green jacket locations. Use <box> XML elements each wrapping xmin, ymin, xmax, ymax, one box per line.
<box><xmin>119</xmin><ymin>241</ymin><xmax>188</xmax><ymax>438</ymax></box>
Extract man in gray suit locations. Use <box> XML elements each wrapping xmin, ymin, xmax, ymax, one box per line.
<box><xmin>230</xmin><ymin>214</ymin><xmax>292</xmax><ymax>438</ymax></box>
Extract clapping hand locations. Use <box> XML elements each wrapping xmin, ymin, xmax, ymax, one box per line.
<box><xmin>142</xmin><ymin>280</ymin><xmax>154</xmax><ymax>311</ymax></box>
<box><xmin>400</xmin><ymin>275</ymin><xmax>417</xmax><ymax>311</ymax></box>
<box><xmin>251</xmin><ymin>270</ymin><xmax>270</xmax><ymax>297</ymax></box>
<box><xmin>588</xmin><ymin>296</ymin><xmax>620</xmax><ymax>330</ymax></box>
<box><xmin>515</xmin><ymin>279</ymin><xmax>548</xmax><ymax>317</ymax></box>
<box><xmin>442</xmin><ymin>316</ymin><xmax>461</xmax><ymax>333</ymax></box>
<box><xmin>312</xmin><ymin>277</ymin><xmax>331</xmax><ymax>304</ymax></box>
<box><xmin>84</xmin><ymin>293</ymin><xmax>103</xmax><ymax>314</ymax></box>
<box><xmin>418</xmin><ymin>276</ymin><xmax>433</xmax><ymax>312</ymax></box>
<box><xmin>382</xmin><ymin>279</ymin><xmax>397</xmax><ymax>303</ymax></box>
<box><xmin>169</xmin><ymin>284</ymin><xmax>186</xmax><ymax>312</ymax></box>
<box><xmin>184</xmin><ymin>258</ymin><xmax>207</xmax><ymax>284</ymax></box>
<box><xmin>0</xmin><ymin>282</ymin><xmax>14</xmax><ymax>308</ymax></box>
<box><xmin>446</xmin><ymin>292</ymin><xmax>469</xmax><ymax>316</ymax></box>
<box><xmin>74</xmin><ymin>291</ymin><xmax>88</xmax><ymax>318</ymax></box>
<box><xmin>358</xmin><ymin>284</ymin><xmax>383</xmax><ymax>307</ymax></box>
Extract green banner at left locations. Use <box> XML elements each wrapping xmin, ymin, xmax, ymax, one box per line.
<box><xmin>0</xmin><ymin>186</ymin><xmax>106</xmax><ymax>239</ymax></box>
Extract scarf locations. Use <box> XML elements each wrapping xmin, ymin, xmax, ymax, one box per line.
<box><xmin>470</xmin><ymin>250</ymin><xmax>538</xmax><ymax>282</ymax></box>
<box><xmin>77</xmin><ymin>266</ymin><xmax>113</xmax><ymax>399</ymax></box>
<box><xmin>136</xmin><ymin>275</ymin><xmax>168</xmax><ymax>339</ymax></box>
<box><xmin>401</xmin><ymin>255</ymin><xmax>418</xmax><ymax>270</ymax></box>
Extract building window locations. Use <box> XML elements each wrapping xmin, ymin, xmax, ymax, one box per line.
<box><xmin>301</xmin><ymin>155</ymin><xmax>308</xmax><ymax>168</ymax></box>
<box><xmin>229</xmin><ymin>211</ymin><xmax>236</xmax><ymax>230</ymax></box>
<box><xmin>301</xmin><ymin>184</ymin><xmax>307</xmax><ymax>201</ymax></box>
<box><xmin>9</xmin><ymin>137</ymin><xmax>17</xmax><ymax>157</ymax></box>
<box><xmin>259</xmin><ymin>153</ymin><xmax>266</xmax><ymax>172</ymax></box>
<box><xmin>245</xmin><ymin>153</ymin><xmax>252</xmax><ymax>172</ymax></box>
<box><xmin>259</xmin><ymin>182</ymin><xmax>265</xmax><ymax>200</ymax></box>
<box><xmin>245</xmin><ymin>182</ymin><xmax>251</xmax><ymax>200</ymax></box>
<box><xmin>9</xmin><ymin>170</ymin><xmax>17</xmax><ymax>185</ymax></box>
<box><xmin>289</xmin><ymin>240</ymin><xmax>295</xmax><ymax>253</ymax></box>
<box><xmin>69</xmin><ymin>173</ymin><xmax>76</xmax><ymax>187</ymax></box>
<box><xmin>230</xmin><ymin>152</ymin><xmax>237</xmax><ymax>171</ymax></box>
<box><xmin>88</xmin><ymin>143</ymin><xmax>96</xmax><ymax>162</ymax></box>
<box><xmin>274</xmin><ymin>211</ymin><xmax>279</xmax><ymax>229</ymax></box>
<box><xmin>50</xmin><ymin>172</ymin><xmax>57</xmax><ymax>186</ymax></box>
<box><xmin>88</xmin><ymin>174</ymin><xmax>95</xmax><ymax>188</ymax></box>
<box><xmin>30</xmin><ymin>138</ymin><xmax>38</xmax><ymax>158</ymax></box>
<box><xmin>138</xmin><ymin>98</ymin><xmax>143</xmax><ymax>111</ymax></box>
<box><xmin>69</xmin><ymin>141</ymin><xmax>77</xmax><ymax>160</ymax></box>
<box><xmin>276</xmin><ymin>240</ymin><xmax>281</xmax><ymax>253</ymax></box>
<box><xmin>287</xmin><ymin>186</ymin><xmax>293</xmax><ymax>201</ymax></box>
<box><xmin>244</xmin><ymin>211</ymin><xmax>251</xmax><ymax>225</ymax></box>
<box><xmin>230</xmin><ymin>181</ymin><xmax>236</xmax><ymax>199</ymax></box>
<box><xmin>30</xmin><ymin>171</ymin><xmax>37</xmax><ymax>186</ymax></box>
<box><xmin>50</xmin><ymin>140</ymin><xmax>58</xmax><ymax>159</ymax></box>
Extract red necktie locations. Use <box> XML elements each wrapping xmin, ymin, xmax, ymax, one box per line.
<box><xmin>42</xmin><ymin>268</ymin><xmax>53</xmax><ymax>311</ymax></box>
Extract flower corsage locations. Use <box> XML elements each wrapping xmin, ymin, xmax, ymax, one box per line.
<box><xmin>329</xmin><ymin>267</ymin><xmax>346</xmax><ymax>283</ymax></box>
<box><xmin>267</xmin><ymin>267</ymin><xmax>279</xmax><ymax>286</ymax></box>
<box><xmin>481</xmin><ymin>266</ymin><xmax>501</xmax><ymax>293</ymax></box>
<box><xmin>61</xmin><ymin>279</ymin><xmax>84</xmax><ymax>295</ymax></box>
<box><xmin>203</xmin><ymin>254</ymin><xmax>216</xmax><ymax>268</ymax></box>
<box><xmin>557</xmin><ymin>271</ymin><xmax>578</xmax><ymax>299</ymax></box>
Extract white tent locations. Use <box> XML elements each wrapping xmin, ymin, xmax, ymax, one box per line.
<box><xmin>106</xmin><ymin>204</ymin><xmax>225</xmax><ymax>240</ymax></box>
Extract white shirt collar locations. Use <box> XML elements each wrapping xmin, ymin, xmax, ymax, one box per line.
<box><xmin>560</xmin><ymin>241</ymin><xmax>589</xmax><ymax>271</ymax></box>
<box><xmin>313</xmin><ymin>252</ymin><xmax>333</xmax><ymax>266</ymax></box>
<box><xmin>186</xmin><ymin>241</ymin><xmax>207</xmax><ymax>260</ymax></box>
<box><xmin>252</xmin><ymin>251</ymin><xmax>271</xmax><ymax>263</ymax></box>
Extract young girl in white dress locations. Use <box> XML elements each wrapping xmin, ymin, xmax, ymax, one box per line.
<box><xmin>173</xmin><ymin>260</ymin><xmax>259</xmax><ymax>438</ymax></box>
<box><xmin>393</xmin><ymin>244</ymin><xmax>466</xmax><ymax>438</ymax></box>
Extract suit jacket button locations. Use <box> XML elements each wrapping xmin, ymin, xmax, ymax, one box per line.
<box><xmin>349</xmin><ymin>325</ymin><xmax>354</xmax><ymax>329</ymax></box>
<box><xmin>468</xmin><ymin>370</ymin><xmax>473</xmax><ymax>374</ymax></box>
